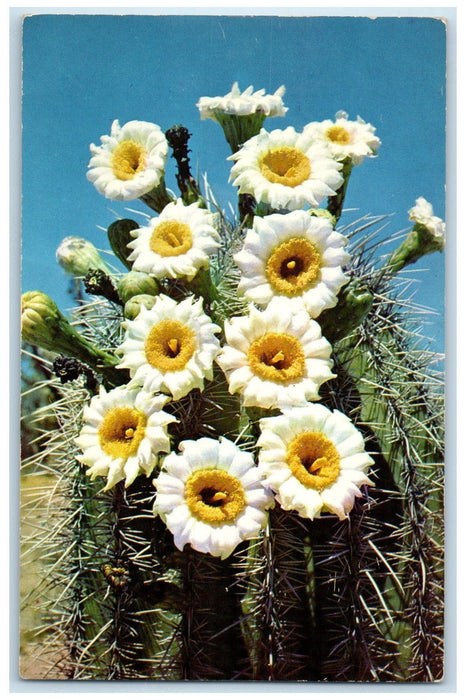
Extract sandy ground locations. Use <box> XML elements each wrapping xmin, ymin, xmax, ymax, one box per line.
<box><xmin>19</xmin><ymin>473</ymin><xmax>67</xmax><ymax>680</ymax></box>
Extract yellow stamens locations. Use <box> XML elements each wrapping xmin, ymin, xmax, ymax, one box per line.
<box><xmin>286</xmin><ymin>431</ymin><xmax>340</xmax><ymax>491</ymax></box>
<box><xmin>210</xmin><ymin>491</ymin><xmax>228</xmax><ymax>503</ymax></box>
<box><xmin>185</xmin><ymin>469</ymin><xmax>246</xmax><ymax>524</ymax></box>
<box><xmin>150</xmin><ymin>220</ymin><xmax>193</xmax><ymax>257</ymax></box>
<box><xmin>111</xmin><ymin>140</ymin><xmax>147</xmax><ymax>181</ymax></box>
<box><xmin>98</xmin><ymin>407</ymin><xmax>147</xmax><ymax>459</ymax></box>
<box><xmin>144</xmin><ymin>319</ymin><xmax>196</xmax><ymax>372</ymax></box>
<box><xmin>326</xmin><ymin>125</ymin><xmax>351</xmax><ymax>145</ymax></box>
<box><xmin>270</xmin><ymin>350</ymin><xmax>285</xmax><ymax>365</ymax></box>
<box><xmin>167</xmin><ymin>338</ymin><xmax>179</xmax><ymax>355</ymax></box>
<box><xmin>259</xmin><ymin>146</ymin><xmax>311</xmax><ymax>187</ymax></box>
<box><xmin>247</xmin><ymin>332</ymin><xmax>305</xmax><ymax>384</ymax></box>
<box><xmin>265</xmin><ymin>237</ymin><xmax>322</xmax><ymax>296</ymax></box>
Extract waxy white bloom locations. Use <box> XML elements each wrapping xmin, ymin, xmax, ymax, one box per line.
<box><xmin>117</xmin><ymin>294</ymin><xmax>221</xmax><ymax>401</ymax></box>
<box><xmin>217</xmin><ymin>299</ymin><xmax>335</xmax><ymax>410</ymax></box>
<box><xmin>197</xmin><ymin>82</ymin><xmax>287</xmax><ymax>119</ymax></box>
<box><xmin>75</xmin><ymin>385</ymin><xmax>176</xmax><ymax>491</ymax></box>
<box><xmin>87</xmin><ymin>120</ymin><xmax>168</xmax><ymax>201</ymax></box>
<box><xmin>408</xmin><ymin>197</ymin><xmax>446</xmax><ymax>246</ymax></box>
<box><xmin>229</xmin><ymin>126</ymin><xmax>343</xmax><ymax>210</ymax></box>
<box><xmin>258</xmin><ymin>405</ymin><xmax>374</xmax><ymax>520</ymax></box>
<box><xmin>127</xmin><ymin>199</ymin><xmax>221</xmax><ymax>281</ymax></box>
<box><xmin>234</xmin><ymin>210</ymin><xmax>350</xmax><ymax>317</ymax></box>
<box><xmin>153</xmin><ymin>437</ymin><xmax>273</xmax><ymax>559</ymax></box>
<box><xmin>304</xmin><ymin>111</ymin><xmax>381</xmax><ymax>165</ymax></box>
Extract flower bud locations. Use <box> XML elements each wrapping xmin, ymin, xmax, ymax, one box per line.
<box><xmin>387</xmin><ymin>198</ymin><xmax>445</xmax><ymax>275</ymax></box>
<box><xmin>124</xmin><ymin>294</ymin><xmax>156</xmax><ymax>320</ymax></box>
<box><xmin>117</xmin><ymin>271</ymin><xmax>159</xmax><ymax>305</ymax></box>
<box><xmin>21</xmin><ymin>291</ymin><xmax>64</xmax><ymax>351</ymax></box>
<box><xmin>56</xmin><ymin>236</ymin><xmax>111</xmax><ymax>277</ymax></box>
<box><xmin>21</xmin><ymin>291</ymin><xmax>122</xmax><ymax>384</ymax></box>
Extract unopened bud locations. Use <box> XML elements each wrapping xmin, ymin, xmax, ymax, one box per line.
<box><xmin>124</xmin><ymin>294</ymin><xmax>156</xmax><ymax>320</ymax></box>
<box><xmin>56</xmin><ymin>236</ymin><xmax>111</xmax><ymax>277</ymax></box>
<box><xmin>117</xmin><ymin>271</ymin><xmax>159</xmax><ymax>305</ymax></box>
<box><xmin>21</xmin><ymin>291</ymin><xmax>63</xmax><ymax>350</ymax></box>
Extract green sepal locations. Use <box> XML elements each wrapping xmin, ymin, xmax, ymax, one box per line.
<box><xmin>107</xmin><ymin>219</ymin><xmax>140</xmax><ymax>270</ymax></box>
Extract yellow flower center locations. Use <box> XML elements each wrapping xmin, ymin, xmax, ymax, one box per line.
<box><xmin>266</xmin><ymin>237</ymin><xmax>322</xmax><ymax>296</ymax></box>
<box><xmin>326</xmin><ymin>125</ymin><xmax>351</xmax><ymax>145</ymax></box>
<box><xmin>111</xmin><ymin>140</ymin><xmax>147</xmax><ymax>180</ymax></box>
<box><xmin>150</xmin><ymin>220</ymin><xmax>193</xmax><ymax>257</ymax></box>
<box><xmin>286</xmin><ymin>431</ymin><xmax>340</xmax><ymax>491</ymax></box>
<box><xmin>185</xmin><ymin>468</ymin><xmax>246</xmax><ymax>524</ymax></box>
<box><xmin>247</xmin><ymin>332</ymin><xmax>305</xmax><ymax>384</ymax></box>
<box><xmin>259</xmin><ymin>146</ymin><xmax>311</xmax><ymax>187</ymax></box>
<box><xmin>144</xmin><ymin>319</ymin><xmax>196</xmax><ymax>372</ymax></box>
<box><xmin>98</xmin><ymin>406</ymin><xmax>147</xmax><ymax>459</ymax></box>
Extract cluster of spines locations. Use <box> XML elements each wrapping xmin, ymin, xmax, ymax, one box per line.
<box><xmin>20</xmin><ymin>210</ymin><xmax>444</xmax><ymax>681</ymax></box>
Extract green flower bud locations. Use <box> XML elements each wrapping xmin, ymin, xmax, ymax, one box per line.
<box><xmin>124</xmin><ymin>294</ymin><xmax>156</xmax><ymax>320</ymax></box>
<box><xmin>386</xmin><ymin>224</ymin><xmax>445</xmax><ymax>276</ymax></box>
<box><xmin>56</xmin><ymin>236</ymin><xmax>111</xmax><ymax>277</ymax></box>
<box><xmin>21</xmin><ymin>291</ymin><xmax>65</xmax><ymax>351</ymax></box>
<box><xmin>117</xmin><ymin>271</ymin><xmax>159</xmax><ymax>305</ymax></box>
<box><xmin>21</xmin><ymin>291</ymin><xmax>121</xmax><ymax>384</ymax></box>
<box><xmin>107</xmin><ymin>219</ymin><xmax>140</xmax><ymax>270</ymax></box>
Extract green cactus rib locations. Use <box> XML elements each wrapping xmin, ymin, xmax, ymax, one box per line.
<box><xmin>331</xmin><ymin>294</ymin><xmax>444</xmax><ymax>680</ymax></box>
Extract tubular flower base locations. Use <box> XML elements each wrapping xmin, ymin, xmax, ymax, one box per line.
<box><xmin>21</xmin><ymin>80</ymin><xmax>444</xmax><ymax>683</ymax></box>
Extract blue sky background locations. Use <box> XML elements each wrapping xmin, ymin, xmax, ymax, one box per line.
<box><xmin>21</xmin><ymin>13</ymin><xmax>447</xmax><ymax>353</ymax></box>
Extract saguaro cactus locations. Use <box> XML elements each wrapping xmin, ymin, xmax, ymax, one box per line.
<box><xmin>21</xmin><ymin>84</ymin><xmax>444</xmax><ymax>682</ymax></box>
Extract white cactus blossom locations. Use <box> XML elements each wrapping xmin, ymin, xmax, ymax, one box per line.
<box><xmin>87</xmin><ymin>119</ymin><xmax>168</xmax><ymax>201</ymax></box>
<box><xmin>234</xmin><ymin>209</ymin><xmax>350</xmax><ymax>317</ymax></box>
<box><xmin>153</xmin><ymin>437</ymin><xmax>273</xmax><ymax>559</ymax></box>
<box><xmin>228</xmin><ymin>126</ymin><xmax>343</xmax><ymax>210</ymax></box>
<box><xmin>117</xmin><ymin>294</ymin><xmax>221</xmax><ymax>401</ymax></box>
<box><xmin>303</xmin><ymin>111</ymin><xmax>381</xmax><ymax>165</ymax></box>
<box><xmin>197</xmin><ymin>82</ymin><xmax>287</xmax><ymax>119</ymax></box>
<box><xmin>127</xmin><ymin>199</ymin><xmax>221</xmax><ymax>281</ymax></box>
<box><xmin>217</xmin><ymin>298</ymin><xmax>335</xmax><ymax>410</ymax></box>
<box><xmin>75</xmin><ymin>385</ymin><xmax>176</xmax><ymax>491</ymax></box>
<box><xmin>258</xmin><ymin>404</ymin><xmax>374</xmax><ymax>520</ymax></box>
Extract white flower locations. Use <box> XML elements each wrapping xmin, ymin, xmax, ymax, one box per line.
<box><xmin>408</xmin><ymin>197</ymin><xmax>446</xmax><ymax>246</ymax></box>
<box><xmin>304</xmin><ymin>111</ymin><xmax>381</xmax><ymax>165</ymax></box>
<box><xmin>127</xmin><ymin>199</ymin><xmax>221</xmax><ymax>281</ymax></box>
<box><xmin>234</xmin><ymin>210</ymin><xmax>350</xmax><ymax>317</ymax></box>
<box><xmin>87</xmin><ymin>119</ymin><xmax>168</xmax><ymax>201</ymax></box>
<box><xmin>229</xmin><ymin>126</ymin><xmax>343</xmax><ymax>210</ymax></box>
<box><xmin>197</xmin><ymin>83</ymin><xmax>287</xmax><ymax>119</ymax></box>
<box><xmin>153</xmin><ymin>437</ymin><xmax>273</xmax><ymax>559</ymax></box>
<box><xmin>117</xmin><ymin>294</ymin><xmax>221</xmax><ymax>401</ymax></box>
<box><xmin>75</xmin><ymin>385</ymin><xmax>176</xmax><ymax>491</ymax></box>
<box><xmin>257</xmin><ymin>405</ymin><xmax>374</xmax><ymax>520</ymax></box>
<box><xmin>217</xmin><ymin>298</ymin><xmax>335</xmax><ymax>410</ymax></box>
